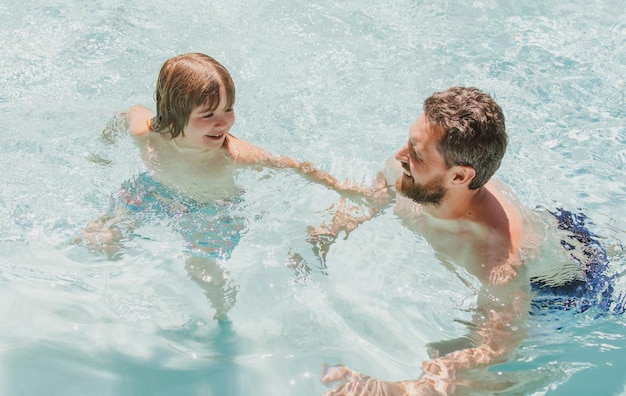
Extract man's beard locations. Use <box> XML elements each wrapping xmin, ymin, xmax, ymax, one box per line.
<box><xmin>396</xmin><ymin>174</ymin><xmax>446</xmax><ymax>205</ymax></box>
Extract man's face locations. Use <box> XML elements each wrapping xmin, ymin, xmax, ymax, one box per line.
<box><xmin>394</xmin><ymin>113</ymin><xmax>449</xmax><ymax>205</ymax></box>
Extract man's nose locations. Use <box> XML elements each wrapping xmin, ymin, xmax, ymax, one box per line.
<box><xmin>395</xmin><ymin>145</ymin><xmax>408</xmax><ymax>162</ymax></box>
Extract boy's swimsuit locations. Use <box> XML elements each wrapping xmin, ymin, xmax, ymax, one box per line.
<box><xmin>110</xmin><ymin>172</ymin><xmax>245</xmax><ymax>260</ymax></box>
<box><xmin>531</xmin><ymin>208</ymin><xmax>624</xmax><ymax>315</ymax></box>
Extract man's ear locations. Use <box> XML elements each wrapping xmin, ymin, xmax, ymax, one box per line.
<box><xmin>449</xmin><ymin>165</ymin><xmax>475</xmax><ymax>187</ymax></box>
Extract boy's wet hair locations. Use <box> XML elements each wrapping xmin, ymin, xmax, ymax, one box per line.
<box><xmin>424</xmin><ymin>86</ymin><xmax>507</xmax><ymax>190</ymax></box>
<box><xmin>150</xmin><ymin>53</ymin><xmax>236</xmax><ymax>138</ymax></box>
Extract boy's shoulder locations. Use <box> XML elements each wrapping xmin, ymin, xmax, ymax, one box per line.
<box><xmin>226</xmin><ymin>135</ymin><xmax>274</xmax><ymax>164</ymax></box>
<box><xmin>126</xmin><ymin>105</ymin><xmax>155</xmax><ymax>138</ymax></box>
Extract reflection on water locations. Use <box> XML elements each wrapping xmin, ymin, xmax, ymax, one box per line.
<box><xmin>0</xmin><ymin>0</ymin><xmax>625</xmax><ymax>394</ymax></box>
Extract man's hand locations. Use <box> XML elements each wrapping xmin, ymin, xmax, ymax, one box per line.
<box><xmin>306</xmin><ymin>199</ymin><xmax>376</xmax><ymax>262</ymax></box>
<box><xmin>321</xmin><ymin>364</ymin><xmax>443</xmax><ymax>396</ymax></box>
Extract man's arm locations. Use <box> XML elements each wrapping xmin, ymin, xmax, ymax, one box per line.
<box><xmin>322</xmin><ymin>264</ymin><xmax>531</xmax><ymax>395</ymax></box>
<box><xmin>304</xmin><ymin>170</ymin><xmax>393</xmax><ymax>263</ymax></box>
<box><xmin>422</xmin><ymin>278</ymin><xmax>530</xmax><ymax>374</ymax></box>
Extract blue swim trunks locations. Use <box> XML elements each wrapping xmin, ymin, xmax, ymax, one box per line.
<box><xmin>531</xmin><ymin>208</ymin><xmax>624</xmax><ymax>315</ymax></box>
<box><xmin>110</xmin><ymin>172</ymin><xmax>245</xmax><ymax>260</ymax></box>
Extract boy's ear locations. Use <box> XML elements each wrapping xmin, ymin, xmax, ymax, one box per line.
<box><xmin>449</xmin><ymin>165</ymin><xmax>476</xmax><ymax>187</ymax></box>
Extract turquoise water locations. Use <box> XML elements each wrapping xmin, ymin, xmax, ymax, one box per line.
<box><xmin>1</xmin><ymin>0</ymin><xmax>625</xmax><ymax>395</ymax></box>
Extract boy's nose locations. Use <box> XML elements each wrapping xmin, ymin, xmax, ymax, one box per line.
<box><xmin>214</xmin><ymin>114</ymin><xmax>227</xmax><ymax>126</ymax></box>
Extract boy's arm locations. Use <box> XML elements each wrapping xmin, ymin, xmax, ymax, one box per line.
<box><xmin>275</xmin><ymin>156</ymin><xmax>374</xmax><ymax>201</ymax></box>
<box><xmin>100</xmin><ymin>105</ymin><xmax>153</xmax><ymax>145</ymax></box>
<box><xmin>75</xmin><ymin>212</ymin><xmax>138</xmax><ymax>261</ymax></box>
<box><xmin>227</xmin><ymin>135</ymin><xmax>384</xmax><ymax>202</ymax></box>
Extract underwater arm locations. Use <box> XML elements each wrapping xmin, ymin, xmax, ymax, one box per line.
<box><xmin>75</xmin><ymin>211</ymin><xmax>139</xmax><ymax>260</ymax></box>
<box><xmin>99</xmin><ymin>105</ymin><xmax>153</xmax><ymax>144</ymax></box>
<box><xmin>306</xmin><ymin>171</ymin><xmax>392</xmax><ymax>263</ymax></box>
<box><xmin>424</xmin><ymin>285</ymin><xmax>529</xmax><ymax>373</ymax></box>
<box><xmin>416</xmin><ymin>279</ymin><xmax>531</xmax><ymax>394</ymax></box>
<box><xmin>322</xmin><ymin>267</ymin><xmax>531</xmax><ymax>396</ymax></box>
<box><xmin>307</xmin><ymin>169</ymin><xmax>392</xmax><ymax>238</ymax></box>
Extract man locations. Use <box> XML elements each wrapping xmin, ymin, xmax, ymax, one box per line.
<box><xmin>314</xmin><ymin>87</ymin><xmax>566</xmax><ymax>395</ymax></box>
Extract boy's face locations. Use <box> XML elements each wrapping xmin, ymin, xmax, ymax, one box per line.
<box><xmin>178</xmin><ymin>88</ymin><xmax>235</xmax><ymax>150</ymax></box>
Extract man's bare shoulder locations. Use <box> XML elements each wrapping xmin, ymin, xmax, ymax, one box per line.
<box><xmin>477</xmin><ymin>180</ymin><xmax>529</xmax><ymax>284</ymax></box>
<box><xmin>484</xmin><ymin>180</ymin><xmax>524</xmax><ymax>241</ymax></box>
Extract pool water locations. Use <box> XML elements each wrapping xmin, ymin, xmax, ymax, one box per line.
<box><xmin>1</xmin><ymin>0</ymin><xmax>625</xmax><ymax>395</ymax></box>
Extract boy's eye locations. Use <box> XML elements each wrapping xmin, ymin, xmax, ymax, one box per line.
<box><xmin>226</xmin><ymin>108</ymin><xmax>233</xmax><ymax>112</ymax></box>
<box><xmin>203</xmin><ymin>113</ymin><xmax>214</xmax><ymax>118</ymax></box>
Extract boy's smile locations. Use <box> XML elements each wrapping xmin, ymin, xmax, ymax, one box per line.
<box><xmin>180</xmin><ymin>89</ymin><xmax>235</xmax><ymax>151</ymax></box>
